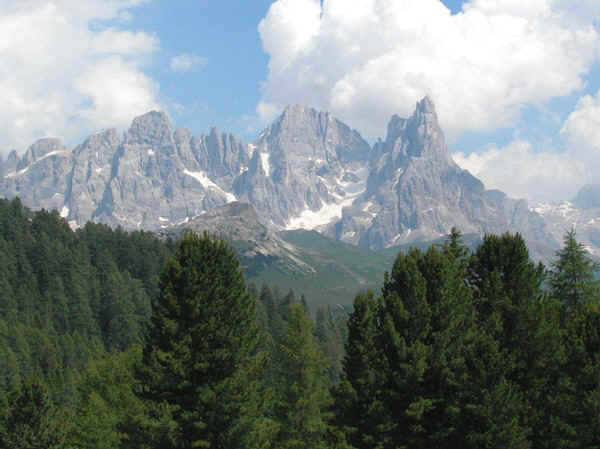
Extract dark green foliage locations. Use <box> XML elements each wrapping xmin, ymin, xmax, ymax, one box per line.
<box><xmin>66</xmin><ymin>347</ymin><xmax>145</xmax><ymax>449</ymax></box>
<box><xmin>330</xmin><ymin>291</ymin><xmax>384</xmax><ymax>449</ymax></box>
<box><xmin>0</xmin><ymin>380</ymin><xmax>67</xmax><ymax>449</ymax></box>
<box><xmin>469</xmin><ymin>233</ymin><xmax>567</xmax><ymax>448</ymax></box>
<box><xmin>331</xmin><ymin>231</ymin><xmax>483</xmax><ymax>448</ymax></box>
<box><xmin>550</xmin><ymin>228</ymin><xmax>599</xmax><ymax>308</ymax></box>
<box><xmin>315</xmin><ymin>305</ymin><xmax>346</xmax><ymax>382</ymax></box>
<box><xmin>135</xmin><ymin>232</ymin><xmax>276</xmax><ymax>449</ymax></box>
<box><xmin>274</xmin><ymin>303</ymin><xmax>330</xmax><ymax>449</ymax></box>
<box><xmin>0</xmin><ymin>198</ymin><xmax>171</xmax><ymax>400</ymax></box>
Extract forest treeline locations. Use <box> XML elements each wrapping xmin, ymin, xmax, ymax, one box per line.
<box><xmin>0</xmin><ymin>197</ymin><xmax>599</xmax><ymax>448</ymax></box>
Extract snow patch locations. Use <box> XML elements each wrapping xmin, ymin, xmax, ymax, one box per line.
<box><xmin>177</xmin><ymin>217</ymin><xmax>190</xmax><ymax>226</ymax></box>
<box><xmin>392</xmin><ymin>228</ymin><xmax>412</xmax><ymax>245</ymax></box>
<box><xmin>183</xmin><ymin>169</ymin><xmax>237</xmax><ymax>203</ymax></box>
<box><xmin>4</xmin><ymin>150</ymin><xmax>70</xmax><ymax>178</ymax></box>
<box><xmin>533</xmin><ymin>201</ymin><xmax>576</xmax><ymax>218</ymax></box>
<box><xmin>260</xmin><ymin>153</ymin><xmax>270</xmax><ymax>177</ymax></box>
<box><xmin>158</xmin><ymin>216</ymin><xmax>169</xmax><ymax>222</ymax></box>
<box><xmin>286</xmin><ymin>196</ymin><xmax>357</xmax><ymax>230</ymax></box>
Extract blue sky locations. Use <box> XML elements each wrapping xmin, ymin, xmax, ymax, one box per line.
<box><xmin>2</xmin><ymin>0</ymin><xmax>600</xmax><ymax>202</ymax></box>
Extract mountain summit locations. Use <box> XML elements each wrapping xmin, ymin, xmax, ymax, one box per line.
<box><xmin>331</xmin><ymin>98</ymin><xmax>552</xmax><ymax>257</ymax></box>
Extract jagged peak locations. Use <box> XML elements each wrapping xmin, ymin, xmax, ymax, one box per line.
<box><xmin>415</xmin><ymin>95</ymin><xmax>436</xmax><ymax>115</ymax></box>
<box><xmin>381</xmin><ymin>96</ymin><xmax>451</xmax><ymax>164</ymax></box>
<box><xmin>279</xmin><ymin>104</ymin><xmax>335</xmax><ymax>123</ymax></box>
<box><xmin>126</xmin><ymin>110</ymin><xmax>174</xmax><ymax>146</ymax></box>
<box><xmin>282</xmin><ymin>104</ymin><xmax>314</xmax><ymax>115</ymax></box>
<box><xmin>129</xmin><ymin>110</ymin><xmax>172</xmax><ymax>132</ymax></box>
<box><xmin>23</xmin><ymin>138</ymin><xmax>66</xmax><ymax>160</ymax></box>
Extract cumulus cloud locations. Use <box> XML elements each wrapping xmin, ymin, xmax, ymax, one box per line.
<box><xmin>258</xmin><ymin>0</ymin><xmax>600</xmax><ymax>138</ymax></box>
<box><xmin>453</xmin><ymin>89</ymin><xmax>600</xmax><ymax>202</ymax></box>
<box><xmin>169</xmin><ymin>53</ymin><xmax>206</xmax><ymax>73</ymax></box>
<box><xmin>0</xmin><ymin>0</ymin><xmax>160</xmax><ymax>153</ymax></box>
<box><xmin>453</xmin><ymin>141</ymin><xmax>585</xmax><ymax>202</ymax></box>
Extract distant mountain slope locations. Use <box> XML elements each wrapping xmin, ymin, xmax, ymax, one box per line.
<box><xmin>162</xmin><ymin>202</ymin><xmax>397</xmax><ymax>305</ymax></box>
<box><xmin>533</xmin><ymin>184</ymin><xmax>600</xmax><ymax>258</ymax></box>
<box><xmin>166</xmin><ymin>204</ymin><xmax>488</xmax><ymax>305</ymax></box>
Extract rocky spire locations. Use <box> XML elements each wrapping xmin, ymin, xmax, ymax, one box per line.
<box><xmin>124</xmin><ymin>110</ymin><xmax>174</xmax><ymax>149</ymax></box>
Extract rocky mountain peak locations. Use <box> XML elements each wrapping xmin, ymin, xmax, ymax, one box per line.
<box><xmin>18</xmin><ymin>138</ymin><xmax>67</xmax><ymax>171</ymax></box>
<box><xmin>280</xmin><ymin>104</ymin><xmax>320</xmax><ymax>121</ymax></box>
<box><xmin>4</xmin><ymin>150</ymin><xmax>19</xmax><ymax>174</ymax></box>
<box><xmin>125</xmin><ymin>110</ymin><xmax>174</xmax><ymax>148</ymax></box>
<box><xmin>404</xmin><ymin>96</ymin><xmax>450</xmax><ymax>163</ymax></box>
<box><xmin>415</xmin><ymin>95</ymin><xmax>436</xmax><ymax>116</ymax></box>
<box><xmin>368</xmin><ymin>97</ymin><xmax>452</xmax><ymax>184</ymax></box>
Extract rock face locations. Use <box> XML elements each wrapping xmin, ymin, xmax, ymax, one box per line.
<box><xmin>2</xmin><ymin>139</ymin><xmax>72</xmax><ymax>216</ymax></box>
<box><xmin>329</xmin><ymin>98</ymin><xmax>554</xmax><ymax>258</ymax></box>
<box><xmin>1</xmin><ymin>112</ymin><xmax>245</xmax><ymax>230</ymax></box>
<box><xmin>163</xmin><ymin>202</ymin><xmax>315</xmax><ymax>276</ymax></box>
<box><xmin>0</xmin><ymin>98</ymin><xmax>559</xmax><ymax>260</ymax></box>
<box><xmin>234</xmin><ymin>104</ymin><xmax>371</xmax><ymax>228</ymax></box>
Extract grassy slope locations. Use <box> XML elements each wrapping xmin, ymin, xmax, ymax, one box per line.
<box><xmin>246</xmin><ymin>231</ymin><xmax>482</xmax><ymax>306</ymax></box>
<box><xmin>247</xmin><ymin>230</ymin><xmax>397</xmax><ymax>306</ymax></box>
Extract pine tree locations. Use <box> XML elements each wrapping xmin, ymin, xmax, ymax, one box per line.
<box><xmin>468</xmin><ymin>232</ymin><xmax>564</xmax><ymax>448</ymax></box>
<box><xmin>134</xmin><ymin>232</ymin><xmax>276</xmax><ymax>449</ymax></box>
<box><xmin>550</xmin><ymin>229</ymin><xmax>599</xmax><ymax>308</ymax></box>
<box><xmin>330</xmin><ymin>291</ymin><xmax>385</xmax><ymax>449</ymax></box>
<box><xmin>274</xmin><ymin>303</ymin><xmax>330</xmax><ymax>449</ymax></box>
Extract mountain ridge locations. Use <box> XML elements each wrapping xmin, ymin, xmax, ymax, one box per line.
<box><xmin>0</xmin><ymin>98</ymin><xmax>568</xmax><ymax>261</ymax></box>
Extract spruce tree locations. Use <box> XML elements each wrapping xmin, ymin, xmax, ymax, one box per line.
<box><xmin>274</xmin><ymin>303</ymin><xmax>329</xmax><ymax>449</ymax></box>
<box><xmin>135</xmin><ymin>232</ymin><xmax>276</xmax><ymax>449</ymax></box>
<box><xmin>330</xmin><ymin>291</ymin><xmax>385</xmax><ymax>449</ymax></box>
<box><xmin>468</xmin><ymin>232</ymin><xmax>564</xmax><ymax>448</ymax></box>
<box><xmin>550</xmin><ymin>229</ymin><xmax>599</xmax><ymax>308</ymax></box>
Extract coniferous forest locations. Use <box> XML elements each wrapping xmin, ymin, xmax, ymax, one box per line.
<box><xmin>1</xmin><ymin>197</ymin><xmax>600</xmax><ymax>448</ymax></box>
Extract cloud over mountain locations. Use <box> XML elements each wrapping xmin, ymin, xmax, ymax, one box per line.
<box><xmin>454</xmin><ymin>90</ymin><xmax>600</xmax><ymax>202</ymax></box>
<box><xmin>0</xmin><ymin>0</ymin><xmax>160</xmax><ymax>153</ymax></box>
<box><xmin>258</xmin><ymin>0</ymin><xmax>600</xmax><ymax>138</ymax></box>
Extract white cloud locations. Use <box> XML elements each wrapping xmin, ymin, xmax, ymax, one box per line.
<box><xmin>561</xmin><ymin>92</ymin><xmax>600</xmax><ymax>153</ymax></box>
<box><xmin>258</xmin><ymin>0</ymin><xmax>600</xmax><ymax>138</ymax></box>
<box><xmin>453</xmin><ymin>141</ymin><xmax>585</xmax><ymax>202</ymax></box>
<box><xmin>169</xmin><ymin>53</ymin><xmax>206</xmax><ymax>73</ymax></box>
<box><xmin>0</xmin><ymin>0</ymin><xmax>160</xmax><ymax>153</ymax></box>
<box><xmin>453</xmin><ymin>90</ymin><xmax>600</xmax><ymax>202</ymax></box>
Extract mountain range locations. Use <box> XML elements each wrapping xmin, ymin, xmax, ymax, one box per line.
<box><xmin>1</xmin><ymin>97</ymin><xmax>597</xmax><ymax>274</ymax></box>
